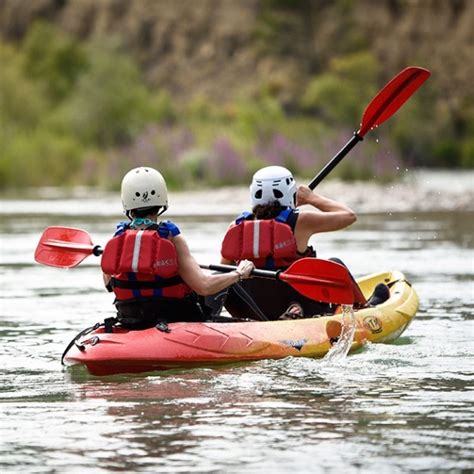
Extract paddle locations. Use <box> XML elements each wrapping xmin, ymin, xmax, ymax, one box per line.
<box><xmin>35</xmin><ymin>226</ymin><xmax>354</xmax><ymax>304</ymax></box>
<box><xmin>308</xmin><ymin>66</ymin><xmax>431</xmax><ymax>189</ymax></box>
<box><xmin>35</xmin><ymin>226</ymin><xmax>102</xmax><ymax>268</ymax></box>
<box><xmin>201</xmin><ymin>259</ymin><xmax>354</xmax><ymax>304</ymax></box>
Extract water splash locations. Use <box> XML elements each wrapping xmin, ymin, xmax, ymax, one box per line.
<box><xmin>322</xmin><ymin>305</ymin><xmax>356</xmax><ymax>364</ymax></box>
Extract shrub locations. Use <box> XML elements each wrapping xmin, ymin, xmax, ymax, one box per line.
<box><xmin>234</xmin><ymin>94</ymin><xmax>285</xmax><ymax>140</ymax></box>
<box><xmin>300</xmin><ymin>52</ymin><xmax>380</xmax><ymax>125</ymax></box>
<box><xmin>178</xmin><ymin>148</ymin><xmax>210</xmax><ymax>184</ymax></box>
<box><xmin>0</xmin><ymin>128</ymin><xmax>84</xmax><ymax>188</ymax></box>
<box><xmin>21</xmin><ymin>21</ymin><xmax>87</xmax><ymax>103</ymax></box>
<box><xmin>461</xmin><ymin>139</ymin><xmax>474</xmax><ymax>168</ymax></box>
<box><xmin>62</xmin><ymin>38</ymin><xmax>160</xmax><ymax>147</ymax></box>
<box><xmin>0</xmin><ymin>43</ymin><xmax>47</xmax><ymax>131</ymax></box>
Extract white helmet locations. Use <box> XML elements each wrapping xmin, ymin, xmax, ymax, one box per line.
<box><xmin>250</xmin><ymin>166</ymin><xmax>297</xmax><ymax>208</ymax></box>
<box><xmin>121</xmin><ymin>167</ymin><xmax>168</xmax><ymax>214</ymax></box>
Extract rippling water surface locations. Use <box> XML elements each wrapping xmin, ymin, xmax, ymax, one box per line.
<box><xmin>0</xmin><ymin>192</ymin><xmax>473</xmax><ymax>473</ymax></box>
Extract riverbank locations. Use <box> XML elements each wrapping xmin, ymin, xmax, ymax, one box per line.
<box><xmin>171</xmin><ymin>170</ymin><xmax>474</xmax><ymax>215</ymax></box>
<box><xmin>1</xmin><ymin>170</ymin><xmax>472</xmax><ymax>217</ymax></box>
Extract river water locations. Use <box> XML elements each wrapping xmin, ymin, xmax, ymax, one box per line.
<box><xmin>1</xmin><ymin>182</ymin><xmax>473</xmax><ymax>473</ymax></box>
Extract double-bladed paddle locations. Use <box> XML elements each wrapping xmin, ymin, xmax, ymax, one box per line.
<box><xmin>308</xmin><ymin>66</ymin><xmax>430</xmax><ymax>189</ymax></box>
<box><xmin>34</xmin><ymin>226</ymin><xmax>354</xmax><ymax>304</ymax></box>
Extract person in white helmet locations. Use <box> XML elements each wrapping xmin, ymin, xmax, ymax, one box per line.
<box><xmin>101</xmin><ymin>167</ymin><xmax>254</xmax><ymax>329</ymax></box>
<box><xmin>220</xmin><ymin>165</ymin><xmax>368</xmax><ymax>320</ymax></box>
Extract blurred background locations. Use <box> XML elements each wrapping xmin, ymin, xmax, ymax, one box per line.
<box><xmin>1</xmin><ymin>4</ymin><xmax>473</xmax><ymax>471</ymax></box>
<box><xmin>0</xmin><ymin>0</ymin><xmax>472</xmax><ymax>191</ymax></box>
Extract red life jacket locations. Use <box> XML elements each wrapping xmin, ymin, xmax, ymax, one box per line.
<box><xmin>101</xmin><ymin>229</ymin><xmax>192</xmax><ymax>300</ymax></box>
<box><xmin>221</xmin><ymin>209</ymin><xmax>300</xmax><ymax>269</ymax></box>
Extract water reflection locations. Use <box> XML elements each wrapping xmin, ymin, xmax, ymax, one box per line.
<box><xmin>53</xmin><ymin>349</ymin><xmax>474</xmax><ymax>472</ymax></box>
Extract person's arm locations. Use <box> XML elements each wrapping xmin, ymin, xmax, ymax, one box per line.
<box><xmin>296</xmin><ymin>185</ymin><xmax>356</xmax><ymax>234</ymax></box>
<box><xmin>173</xmin><ymin>235</ymin><xmax>254</xmax><ymax>296</ymax></box>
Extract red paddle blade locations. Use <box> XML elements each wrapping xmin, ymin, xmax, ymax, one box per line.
<box><xmin>358</xmin><ymin>66</ymin><xmax>430</xmax><ymax>137</ymax></box>
<box><xmin>35</xmin><ymin>226</ymin><xmax>95</xmax><ymax>268</ymax></box>
<box><xmin>279</xmin><ymin>258</ymin><xmax>354</xmax><ymax>304</ymax></box>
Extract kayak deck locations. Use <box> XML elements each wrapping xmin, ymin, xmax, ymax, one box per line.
<box><xmin>64</xmin><ymin>271</ymin><xmax>418</xmax><ymax>375</ymax></box>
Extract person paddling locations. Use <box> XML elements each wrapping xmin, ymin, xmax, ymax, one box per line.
<box><xmin>102</xmin><ymin>166</ymin><xmax>254</xmax><ymax>329</ymax></box>
<box><xmin>220</xmin><ymin>165</ymin><xmax>376</xmax><ymax>320</ymax></box>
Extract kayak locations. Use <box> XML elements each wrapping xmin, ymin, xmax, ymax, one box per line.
<box><xmin>64</xmin><ymin>270</ymin><xmax>418</xmax><ymax>375</ymax></box>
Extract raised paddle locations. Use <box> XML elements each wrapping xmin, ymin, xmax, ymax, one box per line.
<box><xmin>35</xmin><ymin>226</ymin><xmax>354</xmax><ymax>304</ymax></box>
<box><xmin>308</xmin><ymin>66</ymin><xmax>431</xmax><ymax>189</ymax></box>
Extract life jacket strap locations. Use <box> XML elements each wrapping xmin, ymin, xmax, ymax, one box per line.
<box><xmin>110</xmin><ymin>275</ymin><xmax>184</xmax><ymax>290</ymax></box>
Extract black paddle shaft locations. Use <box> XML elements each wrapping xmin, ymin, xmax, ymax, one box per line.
<box><xmin>308</xmin><ymin>133</ymin><xmax>363</xmax><ymax>190</ymax></box>
<box><xmin>202</xmin><ymin>263</ymin><xmax>280</xmax><ymax>280</ymax></box>
<box><xmin>93</xmin><ymin>245</ymin><xmax>103</xmax><ymax>256</ymax></box>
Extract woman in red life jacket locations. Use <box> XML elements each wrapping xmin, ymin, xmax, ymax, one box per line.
<box><xmin>220</xmin><ymin>165</ymin><xmax>374</xmax><ymax>320</ymax></box>
<box><xmin>102</xmin><ymin>167</ymin><xmax>254</xmax><ymax>329</ymax></box>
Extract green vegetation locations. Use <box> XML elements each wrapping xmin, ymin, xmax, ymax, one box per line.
<box><xmin>0</xmin><ymin>20</ymin><xmax>471</xmax><ymax>191</ymax></box>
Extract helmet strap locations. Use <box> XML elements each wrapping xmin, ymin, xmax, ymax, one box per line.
<box><xmin>125</xmin><ymin>206</ymin><xmax>167</xmax><ymax>221</ymax></box>
<box><xmin>157</xmin><ymin>206</ymin><xmax>167</xmax><ymax>217</ymax></box>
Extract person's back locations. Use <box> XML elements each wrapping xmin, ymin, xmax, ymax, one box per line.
<box><xmin>103</xmin><ymin>167</ymin><xmax>255</xmax><ymax>329</ymax></box>
<box><xmin>220</xmin><ymin>166</ymin><xmax>362</xmax><ymax>320</ymax></box>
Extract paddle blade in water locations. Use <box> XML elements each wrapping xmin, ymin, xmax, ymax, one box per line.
<box><xmin>35</xmin><ymin>226</ymin><xmax>95</xmax><ymax>268</ymax></box>
<box><xmin>279</xmin><ymin>258</ymin><xmax>354</xmax><ymax>304</ymax></box>
<box><xmin>358</xmin><ymin>66</ymin><xmax>431</xmax><ymax>137</ymax></box>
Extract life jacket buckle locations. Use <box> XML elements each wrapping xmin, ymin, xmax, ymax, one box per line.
<box><xmin>104</xmin><ymin>317</ymin><xmax>117</xmax><ymax>333</ymax></box>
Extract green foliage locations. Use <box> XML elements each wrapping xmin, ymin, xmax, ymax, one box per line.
<box><xmin>461</xmin><ymin>139</ymin><xmax>474</xmax><ymax>168</ymax></box>
<box><xmin>186</xmin><ymin>95</ymin><xmax>223</xmax><ymax>122</ymax></box>
<box><xmin>1</xmin><ymin>14</ymin><xmax>472</xmax><ymax>192</ymax></box>
<box><xmin>0</xmin><ymin>44</ymin><xmax>47</xmax><ymax>131</ymax></box>
<box><xmin>389</xmin><ymin>80</ymin><xmax>470</xmax><ymax>168</ymax></box>
<box><xmin>21</xmin><ymin>22</ymin><xmax>87</xmax><ymax>102</ymax></box>
<box><xmin>456</xmin><ymin>100</ymin><xmax>474</xmax><ymax>168</ymax></box>
<box><xmin>433</xmin><ymin>141</ymin><xmax>460</xmax><ymax>168</ymax></box>
<box><xmin>0</xmin><ymin>128</ymin><xmax>84</xmax><ymax>188</ymax></box>
<box><xmin>62</xmin><ymin>39</ymin><xmax>158</xmax><ymax>147</ymax></box>
<box><xmin>0</xmin><ymin>25</ymin><xmax>180</xmax><ymax>190</ymax></box>
<box><xmin>234</xmin><ymin>94</ymin><xmax>285</xmax><ymax>140</ymax></box>
<box><xmin>149</xmin><ymin>90</ymin><xmax>176</xmax><ymax>123</ymax></box>
<box><xmin>178</xmin><ymin>148</ymin><xmax>210</xmax><ymax>183</ymax></box>
<box><xmin>301</xmin><ymin>52</ymin><xmax>380</xmax><ymax>124</ymax></box>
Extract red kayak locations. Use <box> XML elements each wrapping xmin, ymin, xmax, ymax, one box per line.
<box><xmin>64</xmin><ymin>271</ymin><xmax>418</xmax><ymax>375</ymax></box>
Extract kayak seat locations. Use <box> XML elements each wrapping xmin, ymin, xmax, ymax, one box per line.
<box><xmin>367</xmin><ymin>283</ymin><xmax>390</xmax><ymax>306</ymax></box>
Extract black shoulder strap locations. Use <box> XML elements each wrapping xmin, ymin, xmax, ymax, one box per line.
<box><xmin>285</xmin><ymin>210</ymin><xmax>298</xmax><ymax>232</ymax></box>
<box><xmin>232</xmin><ymin>284</ymin><xmax>269</xmax><ymax>321</ymax></box>
<box><xmin>110</xmin><ymin>275</ymin><xmax>184</xmax><ymax>290</ymax></box>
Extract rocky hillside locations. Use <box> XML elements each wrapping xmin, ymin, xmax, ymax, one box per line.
<box><xmin>1</xmin><ymin>0</ymin><xmax>472</xmax><ymax>105</ymax></box>
<box><xmin>1</xmin><ymin>0</ymin><xmax>472</xmax><ymax>190</ymax></box>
